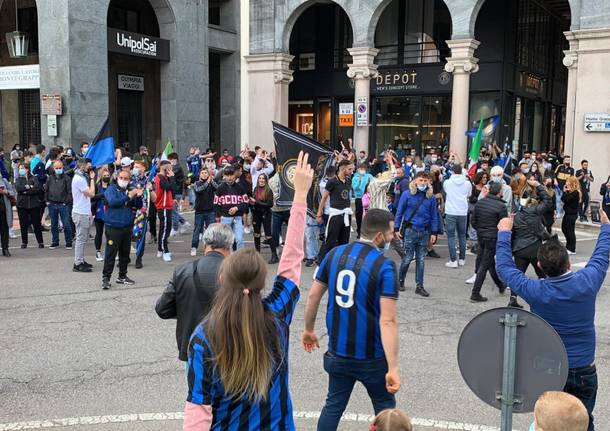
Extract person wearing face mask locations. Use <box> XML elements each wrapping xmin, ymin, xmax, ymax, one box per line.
<box><xmin>542</xmin><ymin>178</ymin><xmax>557</xmax><ymax>233</ymax></box>
<box><xmin>129</xmin><ymin>160</ymin><xmax>156</xmax><ymax>268</ymax></box>
<box><xmin>155</xmin><ymin>161</ymin><xmax>176</xmax><ymax>261</ymax></box>
<box><xmin>394</xmin><ymin>172</ymin><xmax>439</xmax><ymax>297</ymax></box>
<box><xmin>191</xmin><ymin>167</ymin><xmax>218</xmax><ymax>256</ymax></box>
<box><xmin>101</xmin><ymin>170</ymin><xmax>143</xmax><ymax>290</ymax></box>
<box><xmin>302</xmin><ymin>209</ymin><xmax>400</xmax><ymax>430</ymax></box>
<box><xmin>15</xmin><ymin>161</ymin><xmax>45</xmax><ymax>249</ymax></box>
<box><xmin>45</xmin><ymin>160</ymin><xmax>73</xmax><ymax>249</ymax></box>
<box><xmin>479</xmin><ymin>166</ymin><xmax>513</xmax><ymax>213</ymax></box>
<box><xmin>352</xmin><ymin>163</ymin><xmax>374</xmax><ymax>239</ymax></box>
<box><xmin>10</xmin><ymin>144</ymin><xmax>23</xmax><ymax>181</ymax></box>
<box><xmin>213</xmin><ymin>165</ymin><xmax>250</xmax><ymax>250</ymax></box>
<box><xmin>92</xmin><ymin>167</ymin><xmax>111</xmax><ymax>262</ymax></box>
<box><xmin>167</xmin><ymin>153</ymin><xmax>188</xmax><ymax>235</ymax></box>
<box><xmin>554</xmin><ymin>155</ymin><xmax>574</xmax><ymax>203</ymax></box>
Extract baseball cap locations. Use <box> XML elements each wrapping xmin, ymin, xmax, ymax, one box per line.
<box><xmin>121</xmin><ymin>156</ymin><xmax>134</xmax><ymax>167</ymax></box>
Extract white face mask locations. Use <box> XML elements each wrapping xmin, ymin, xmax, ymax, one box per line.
<box><xmin>117</xmin><ymin>179</ymin><xmax>129</xmax><ymax>189</ymax></box>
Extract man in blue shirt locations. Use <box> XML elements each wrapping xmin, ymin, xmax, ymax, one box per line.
<box><xmin>496</xmin><ymin>209</ymin><xmax>610</xmax><ymax>431</ymax></box>
<box><xmin>394</xmin><ymin>171</ymin><xmax>439</xmax><ymax>296</ymax></box>
<box><xmin>302</xmin><ymin>209</ymin><xmax>400</xmax><ymax>431</ymax></box>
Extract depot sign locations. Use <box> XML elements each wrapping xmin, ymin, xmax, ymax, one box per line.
<box><xmin>108</xmin><ymin>28</ymin><xmax>170</xmax><ymax>61</ymax></box>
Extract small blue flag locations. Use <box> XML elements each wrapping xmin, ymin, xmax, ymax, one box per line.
<box><xmin>85</xmin><ymin>117</ymin><xmax>115</xmax><ymax>167</ymax></box>
<box><xmin>465</xmin><ymin>115</ymin><xmax>500</xmax><ymax>138</ymax></box>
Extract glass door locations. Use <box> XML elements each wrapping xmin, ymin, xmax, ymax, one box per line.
<box><xmin>374</xmin><ymin>96</ymin><xmax>421</xmax><ymax>159</ymax></box>
<box><xmin>117</xmin><ymin>90</ymin><xmax>143</xmax><ymax>152</ymax></box>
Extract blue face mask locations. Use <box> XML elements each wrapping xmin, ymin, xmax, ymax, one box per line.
<box><xmin>19</xmin><ymin>168</ymin><xmax>27</xmax><ymax>177</ymax></box>
<box><xmin>133</xmin><ymin>167</ymin><xmax>141</xmax><ymax>177</ymax></box>
<box><xmin>55</xmin><ymin>168</ymin><xmax>63</xmax><ymax>175</ymax></box>
<box><xmin>383</xmin><ymin>241</ymin><xmax>391</xmax><ymax>253</ymax></box>
<box><xmin>417</xmin><ymin>185</ymin><xmax>427</xmax><ymax>192</ymax></box>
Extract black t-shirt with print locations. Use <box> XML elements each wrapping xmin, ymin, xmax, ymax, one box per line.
<box><xmin>325</xmin><ymin>176</ymin><xmax>351</xmax><ymax>210</ymax></box>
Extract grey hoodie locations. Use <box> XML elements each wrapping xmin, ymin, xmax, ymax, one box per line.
<box><xmin>443</xmin><ymin>174</ymin><xmax>472</xmax><ymax>216</ymax></box>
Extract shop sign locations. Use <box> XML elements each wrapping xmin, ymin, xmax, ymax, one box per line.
<box><xmin>118</xmin><ymin>74</ymin><xmax>144</xmax><ymax>91</ymax></box>
<box><xmin>41</xmin><ymin>94</ymin><xmax>62</xmax><ymax>116</ymax></box>
<box><xmin>373</xmin><ymin>69</ymin><xmax>419</xmax><ymax>93</ymax></box>
<box><xmin>339</xmin><ymin>103</ymin><xmax>353</xmax><ymax>127</ymax></box>
<box><xmin>108</xmin><ymin>28</ymin><xmax>170</xmax><ymax>61</ymax></box>
<box><xmin>584</xmin><ymin>113</ymin><xmax>610</xmax><ymax>132</ymax></box>
<box><xmin>520</xmin><ymin>72</ymin><xmax>545</xmax><ymax>97</ymax></box>
<box><xmin>0</xmin><ymin>64</ymin><xmax>39</xmax><ymax>90</ymax></box>
<box><xmin>356</xmin><ymin>97</ymin><xmax>368</xmax><ymax>127</ymax></box>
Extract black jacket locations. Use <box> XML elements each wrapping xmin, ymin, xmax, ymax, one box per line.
<box><xmin>561</xmin><ymin>190</ymin><xmax>580</xmax><ymax>216</ymax></box>
<box><xmin>512</xmin><ymin>186</ymin><xmax>551</xmax><ymax>253</ymax></box>
<box><xmin>172</xmin><ymin>165</ymin><xmax>185</xmax><ymax>196</ymax></box>
<box><xmin>155</xmin><ymin>251</ymin><xmax>225</xmax><ymax>361</ymax></box>
<box><xmin>193</xmin><ymin>179</ymin><xmax>218</xmax><ymax>213</ymax></box>
<box><xmin>15</xmin><ymin>176</ymin><xmax>42</xmax><ymax>209</ymax></box>
<box><xmin>45</xmin><ymin>174</ymin><xmax>72</xmax><ymax>204</ymax></box>
<box><xmin>473</xmin><ymin>194</ymin><xmax>508</xmax><ymax>240</ymax></box>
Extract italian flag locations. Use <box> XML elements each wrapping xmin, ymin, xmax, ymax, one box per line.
<box><xmin>467</xmin><ymin>116</ymin><xmax>484</xmax><ymax>178</ymax></box>
<box><xmin>160</xmin><ymin>139</ymin><xmax>174</xmax><ymax>161</ymax></box>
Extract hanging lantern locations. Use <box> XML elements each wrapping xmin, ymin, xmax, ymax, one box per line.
<box><xmin>5</xmin><ymin>0</ymin><xmax>29</xmax><ymax>58</ymax></box>
<box><xmin>6</xmin><ymin>31</ymin><xmax>29</xmax><ymax>58</ymax></box>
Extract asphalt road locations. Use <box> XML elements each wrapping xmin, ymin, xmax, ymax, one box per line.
<box><xmin>1</xmin><ymin>217</ymin><xmax>608</xmax><ymax>431</ymax></box>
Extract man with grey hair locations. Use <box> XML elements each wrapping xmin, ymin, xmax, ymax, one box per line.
<box><xmin>155</xmin><ymin>223</ymin><xmax>234</xmax><ymax>361</ymax></box>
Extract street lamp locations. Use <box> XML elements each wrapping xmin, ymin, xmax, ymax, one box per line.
<box><xmin>5</xmin><ymin>0</ymin><xmax>29</xmax><ymax>58</ymax></box>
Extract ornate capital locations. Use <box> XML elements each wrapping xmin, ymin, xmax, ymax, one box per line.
<box><xmin>562</xmin><ymin>50</ymin><xmax>578</xmax><ymax>69</ymax></box>
<box><xmin>347</xmin><ymin>47</ymin><xmax>379</xmax><ymax>80</ymax></box>
<box><xmin>245</xmin><ymin>52</ymin><xmax>294</xmax><ymax>85</ymax></box>
<box><xmin>273</xmin><ymin>70</ymin><xmax>294</xmax><ymax>84</ymax></box>
<box><xmin>444</xmin><ymin>38</ymin><xmax>480</xmax><ymax>75</ymax></box>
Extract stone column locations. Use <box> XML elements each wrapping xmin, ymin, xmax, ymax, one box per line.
<box><xmin>562</xmin><ymin>36</ymin><xmax>579</xmax><ymax>156</ymax></box>
<box><xmin>347</xmin><ymin>48</ymin><xmax>379</xmax><ymax>155</ymax></box>
<box><xmin>444</xmin><ymin>39</ymin><xmax>480</xmax><ymax>161</ymax></box>
<box><xmin>244</xmin><ymin>53</ymin><xmax>293</xmax><ymax>151</ymax></box>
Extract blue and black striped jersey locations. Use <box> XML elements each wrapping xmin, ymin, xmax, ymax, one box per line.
<box><xmin>316</xmin><ymin>242</ymin><xmax>398</xmax><ymax>360</ymax></box>
<box><xmin>187</xmin><ymin>275</ymin><xmax>299</xmax><ymax>431</ymax></box>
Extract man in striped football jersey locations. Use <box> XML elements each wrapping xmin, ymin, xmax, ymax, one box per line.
<box><xmin>302</xmin><ymin>209</ymin><xmax>400</xmax><ymax>431</ymax></box>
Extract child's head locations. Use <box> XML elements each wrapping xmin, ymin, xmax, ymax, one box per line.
<box><xmin>371</xmin><ymin>409</ymin><xmax>412</xmax><ymax>431</ymax></box>
<box><xmin>385</xmin><ymin>193</ymin><xmax>394</xmax><ymax>204</ymax></box>
<box><xmin>532</xmin><ymin>391</ymin><xmax>588</xmax><ymax>431</ymax></box>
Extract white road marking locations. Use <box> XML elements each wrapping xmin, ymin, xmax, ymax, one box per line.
<box><xmin>0</xmin><ymin>411</ymin><xmax>509</xmax><ymax>431</ymax></box>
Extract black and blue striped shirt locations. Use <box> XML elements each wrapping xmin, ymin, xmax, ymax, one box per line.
<box><xmin>186</xmin><ymin>275</ymin><xmax>299</xmax><ymax>431</ymax></box>
<box><xmin>316</xmin><ymin>242</ymin><xmax>398</xmax><ymax>360</ymax></box>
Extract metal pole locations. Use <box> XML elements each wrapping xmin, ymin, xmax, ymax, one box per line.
<box><xmin>500</xmin><ymin>312</ymin><xmax>519</xmax><ymax>431</ymax></box>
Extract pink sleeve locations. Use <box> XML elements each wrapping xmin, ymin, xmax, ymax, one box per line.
<box><xmin>183</xmin><ymin>402</ymin><xmax>213</xmax><ymax>431</ymax></box>
<box><xmin>277</xmin><ymin>201</ymin><xmax>306</xmax><ymax>284</ymax></box>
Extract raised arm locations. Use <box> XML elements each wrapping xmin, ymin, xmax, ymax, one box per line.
<box><xmin>580</xmin><ymin>212</ymin><xmax>610</xmax><ymax>291</ymax></box>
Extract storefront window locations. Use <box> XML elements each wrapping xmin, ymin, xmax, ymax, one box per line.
<box><xmin>375</xmin><ymin>97</ymin><xmax>421</xmax><ymax>157</ymax></box>
<box><xmin>317</xmin><ymin>100</ymin><xmax>332</xmax><ymax>144</ymax></box>
<box><xmin>421</xmin><ymin>96</ymin><xmax>450</xmax><ymax>154</ymax></box>
<box><xmin>289</xmin><ymin>102</ymin><xmax>315</xmax><ymax>139</ymax></box>
<box><xmin>469</xmin><ymin>93</ymin><xmax>501</xmax><ymax>127</ymax></box>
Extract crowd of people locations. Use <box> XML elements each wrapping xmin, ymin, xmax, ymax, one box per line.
<box><xmin>1</xmin><ymin>140</ymin><xmax>608</xmax><ymax>431</ymax></box>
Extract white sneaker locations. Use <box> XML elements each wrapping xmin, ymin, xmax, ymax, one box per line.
<box><xmin>445</xmin><ymin>261</ymin><xmax>458</xmax><ymax>268</ymax></box>
<box><xmin>190</xmin><ymin>248</ymin><xmax>197</xmax><ymax>256</ymax></box>
<box><xmin>244</xmin><ymin>226</ymin><xmax>251</xmax><ymax>234</ymax></box>
<box><xmin>156</xmin><ymin>251</ymin><xmax>163</xmax><ymax>258</ymax></box>
<box><xmin>163</xmin><ymin>252</ymin><xmax>172</xmax><ymax>262</ymax></box>
<box><xmin>458</xmin><ymin>259</ymin><xmax>466</xmax><ymax>266</ymax></box>
<box><xmin>95</xmin><ymin>251</ymin><xmax>103</xmax><ymax>262</ymax></box>
<box><xmin>466</xmin><ymin>274</ymin><xmax>477</xmax><ymax>284</ymax></box>
<box><xmin>170</xmin><ymin>229</ymin><xmax>178</xmax><ymax>237</ymax></box>
<box><xmin>8</xmin><ymin>229</ymin><xmax>17</xmax><ymax>239</ymax></box>
<box><xmin>567</xmin><ymin>250</ymin><xmax>576</xmax><ymax>255</ymax></box>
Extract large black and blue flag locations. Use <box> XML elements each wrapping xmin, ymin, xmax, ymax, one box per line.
<box><xmin>85</xmin><ymin>117</ymin><xmax>115</xmax><ymax>167</ymax></box>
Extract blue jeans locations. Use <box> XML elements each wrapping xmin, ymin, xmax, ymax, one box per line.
<box><xmin>272</xmin><ymin>211</ymin><xmax>290</xmax><ymax>250</ymax></box>
<box><xmin>48</xmin><ymin>203</ymin><xmax>73</xmax><ymax>244</ymax></box>
<box><xmin>317</xmin><ymin>352</ymin><xmax>395</xmax><ymax>431</ymax></box>
<box><xmin>221</xmin><ymin>216</ymin><xmax>244</xmax><ymax>249</ymax></box>
<box><xmin>191</xmin><ymin>211</ymin><xmax>216</xmax><ymax>248</ymax></box>
<box><xmin>305</xmin><ymin>215</ymin><xmax>320</xmax><ymax>260</ymax></box>
<box><xmin>399</xmin><ymin>228</ymin><xmax>430</xmax><ymax>287</ymax></box>
<box><xmin>564</xmin><ymin>364</ymin><xmax>597</xmax><ymax>431</ymax></box>
<box><xmin>172</xmin><ymin>195</ymin><xmax>186</xmax><ymax>226</ymax></box>
<box><xmin>445</xmin><ymin>214</ymin><xmax>467</xmax><ymax>262</ymax></box>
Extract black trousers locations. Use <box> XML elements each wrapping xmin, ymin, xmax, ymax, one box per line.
<box><xmin>511</xmin><ymin>242</ymin><xmax>545</xmax><ymax>300</ymax></box>
<box><xmin>252</xmin><ymin>207</ymin><xmax>272</xmax><ymax>252</ymax></box>
<box><xmin>102</xmin><ymin>226</ymin><xmax>131</xmax><ymax>279</ymax></box>
<box><xmin>579</xmin><ymin>190</ymin><xmax>590</xmax><ymax>219</ymax></box>
<box><xmin>17</xmin><ymin>207</ymin><xmax>43</xmax><ymax>245</ymax></box>
<box><xmin>157</xmin><ymin>208</ymin><xmax>172</xmax><ymax>253</ymax></box>
<box><xmin>318</xmin><ymin>214</ymin><xmax>351</xmax><ymax>262</ymax></box>
<box><xmin>94</xmin><ymin>218</ymin><xmax>105</xmax><ymax>251</ymax></box>
<box><xmin>148</xmin><ymin>204</ymin><xmax>157</xmax><ymax>240</ymax></box>
<box><xmin>472</xmin><ymin>238</ymin><xmax>505</xmax><ymax>295</ymax></box>
<box><xmin>355</xmin><ymin>198</ymin><xmax>363</xmax><ymax>237</ymax></box>
<box><xmin>0</xmin><ymin>205</ymin><xmax>9</xmax><ymax>250</ymax></box>
<box><xmin>562</xmin><ymin>214</ymin><xmax>577</xmax><ymax>252</ymax></box>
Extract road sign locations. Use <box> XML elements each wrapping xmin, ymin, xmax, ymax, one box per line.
<box><xmin>356</xmin><ymin>97</ymin><xmax>368</xmax><ymax>127</ymax></box>
<box><xmin>458</xmin><ymin>307</ymin><xmax>568</xmax><ymax>431</ymax></box>
<box><xmin>584</xmin><ymin>113</ymin><xmax>610</xmax><ymax>132</ymax></box>
<box><xmin>339</xmin><ymin>103</ymin><xmax>353</xmax><ymax>127</ymax></box>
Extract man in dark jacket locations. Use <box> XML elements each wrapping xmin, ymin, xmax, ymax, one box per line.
<box><xmin>155</xmin><ymin>223</ymin><xmax>234</xmax><ymax>361</ymax></box>
<box><xmin>101</xmin><ymin>170</ymin><xmax>143</xmax><ymax>290</ymax></box>
<box><xmin>191</xmin><ymin>167</ymin><xmax>218</xmax><ymax>255</ymax></box>
<box><xmin>168</xmin><ymin>153</ymin><xmax>188</xmax><ymax>234</ymax></box>
<box><xmin>45</xmin><ymin>160</ymin><xmax>73</xmax><ymax>249</ymax></box>
<box><xmin>470</xmin><ymin>181</ymin><xmax>508</xmax><ymax>302</ymax></box>
<box><xmin>214</xmin><ymin>165</ymin><xmax>250</xmax><ymax>250</ymax></box>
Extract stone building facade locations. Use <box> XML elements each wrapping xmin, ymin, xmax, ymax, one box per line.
<box><xmin>0</xmin><ymin>0</ymin><xmax>240</xmax><ymax>158</ymax></box>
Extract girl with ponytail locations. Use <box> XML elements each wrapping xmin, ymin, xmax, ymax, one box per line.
<box><xmin>184</xmin><ymin>152</ymin><xmax>314</xmax><ymax>431</ymax></box>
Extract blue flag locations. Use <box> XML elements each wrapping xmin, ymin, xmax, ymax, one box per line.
<box><xmin>85</xmin><ymin>117</ymin><xmax>115</xmax><ymax>167</ymax></box>
<box><xmin>465</xmin><ymin>115</ymin><xmax>500</xmax><ymax>138</ymax></box>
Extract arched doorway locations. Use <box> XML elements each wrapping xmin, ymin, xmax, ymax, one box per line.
<box><xmin>0</xmin><ymin>0</ymin><xmax>40</xmax><ymax>152</ymax></box>
<box><xmin>372</xmin><ymin>0</ymin><xmax>453</xmax><ymax>158</ymax></box>
<box><xmin>287</xmin><ymin>2</ymin><xmax>354</xmax><ymax>149</ymax></box>
<box><xmin>472</xmin><ymin>0</ymin><xmax>571</xmax><ymax>158</ymax></box>
<box><xmin>107</xmin><ymin>0</ymin><xmax>167</xmax><ymax>156</ymax></box>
